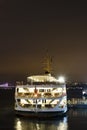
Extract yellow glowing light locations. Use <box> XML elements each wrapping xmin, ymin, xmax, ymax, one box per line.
<box><xmin>34</xmin><ymin>93</ymin><xmax>38</xmax><ymax>97</ymax></box>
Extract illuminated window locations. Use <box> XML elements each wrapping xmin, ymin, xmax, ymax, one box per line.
<box><xmin>39</xmin><ymin>89</ymin><xmax>44</xmax><ymax>92</ymax></box>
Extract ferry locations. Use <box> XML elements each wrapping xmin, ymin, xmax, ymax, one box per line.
<box><xmin>15</xmin><ymin>58</ymin><xmax>67</xmax><ymax>118</ymax></box>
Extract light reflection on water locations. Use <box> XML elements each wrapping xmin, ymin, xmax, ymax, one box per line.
<box><xmin>14</xmin><ymin>116</ymin><xmax>68</xmax><ymax>130</ymax></box>
<box><xmin>69</xmin><ymin>109</ymin><xmax>87</xmax><ymax>117</ymax></box>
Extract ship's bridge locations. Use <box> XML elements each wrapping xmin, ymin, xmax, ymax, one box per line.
<box><xmin>27</xmin><ymin>74</ymin><xmax>58</xmax><ymax>83</ymax></box>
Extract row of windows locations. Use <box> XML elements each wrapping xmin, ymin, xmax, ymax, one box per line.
<box><xmin>17</xmin><ymin>88</ymin><xmax>52</xmax><ymax>93</ymax></box>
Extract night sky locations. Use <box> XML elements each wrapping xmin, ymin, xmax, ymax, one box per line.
<box><xmin>0</xmin><ymin>1</ymin><xmax>87</xmax><ymax>83</ymax></box>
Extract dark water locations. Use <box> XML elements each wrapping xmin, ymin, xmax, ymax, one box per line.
<box><xmin>1</xmin><ymin>89</ymin><xmax>87</xmax><ymax>130</ymax></box>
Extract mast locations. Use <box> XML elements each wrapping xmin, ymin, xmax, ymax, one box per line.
<box><xmin>43</xmin><ymin>52</ymin><xmax>52</xmax><ymax>74</ymax></box>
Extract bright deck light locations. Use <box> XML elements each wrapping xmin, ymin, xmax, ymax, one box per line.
<box><xmin>58</xmin><ymin>76</ymin><xmax>65</xmax><ymax>83</ymax></box>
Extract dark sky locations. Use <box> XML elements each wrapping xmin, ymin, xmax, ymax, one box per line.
<box><xmin>0</xmin><ymin>0</ymin><xmax>87</xmax><ymax>82</ymax></box>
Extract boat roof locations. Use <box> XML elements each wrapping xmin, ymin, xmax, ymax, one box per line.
<box><xmin>27</xmin><ymin>74</ymin><xmax>58</xmax><ymax>83</ymax></box>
